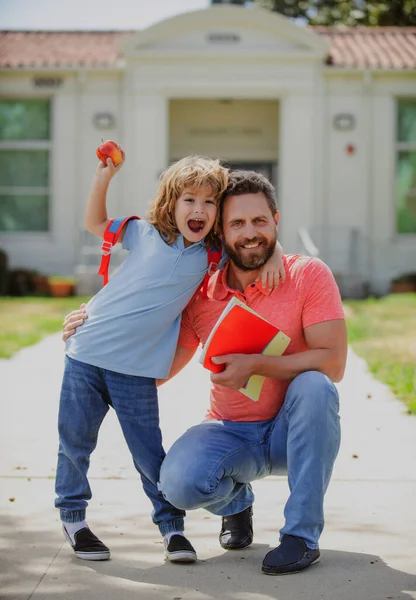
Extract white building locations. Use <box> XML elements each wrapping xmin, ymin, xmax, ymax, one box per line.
<box><xmin>0</xmin><ymin>5</ymin><xmax>415</xmax><ymax>295</ymax></box>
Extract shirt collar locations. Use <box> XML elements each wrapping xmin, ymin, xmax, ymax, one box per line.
<box><xmin>209</xmin><ymin>261</ymin><xmax>273</xmax><ymax>300</ymax></box>
<box><xmin>164</xmin><ymin>231</ymin><xmax>205</xmax><ymax>250</ymax></box>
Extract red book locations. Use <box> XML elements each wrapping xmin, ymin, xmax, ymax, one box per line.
<box><xmin>199</xmin><ymin>297</ymin><xmax>291</xmax><ymax>401</ymax></box>
<box><xmin>200</xmin><ymin>297</ymin><xmax>282</xmax><ymax>374</ymax></box>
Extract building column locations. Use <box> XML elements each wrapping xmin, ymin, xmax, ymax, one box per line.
<box><xmin>278</xmin><ymin>94</ymin><xmax>315</xmax><ymax>254</ymax></box>
<box><xmin>121</xmin><ymin>94</ymin><xmax>169</xmax><ymax>216</ymax></box>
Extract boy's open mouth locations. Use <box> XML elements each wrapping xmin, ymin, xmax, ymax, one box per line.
<box><xmin>188</xmin><ymin>219</ymin><xmax>205</xmax><ymax>233</ymax></box>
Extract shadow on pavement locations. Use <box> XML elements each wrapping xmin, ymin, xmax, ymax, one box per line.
<box><xmin>1</xmin><ymin>508</ymin><xmax>415</xmax><ymax>600</ymax></box>
<box><xmin>79</xmin><ymin>548</ymin><xmax>416</xmax><ymax>600</ymax></box>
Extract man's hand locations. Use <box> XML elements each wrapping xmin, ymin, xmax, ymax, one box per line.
<box><xmin>62</xmin><ymin>304</ymin><xmax>88</xmax><ymax>342</ymax></box>
<box><xmin>210</xmin><ymin>354</ymin><xmax>258</xmax><ymax>390</ymax></box>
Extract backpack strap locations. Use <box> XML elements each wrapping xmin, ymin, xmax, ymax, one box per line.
<box><xmin>200</xmin><ymin>244</ymin><xmax>222</xmax><ymax>298</ymax></box>
<box><xmin>97</xmin><ymin>216</ymin><xmax>140</xmax><ymax>286</ymax></box>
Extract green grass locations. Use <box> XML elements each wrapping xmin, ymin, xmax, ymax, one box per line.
<box><xmin>344</xmin><ymin>293</ymin><xmax>416</xmax><ymax>414</ymax></box>
<box><xmin>0</xmin><ymin>296</ymin><xmax>90</xmax><ymax>359</ymax></box>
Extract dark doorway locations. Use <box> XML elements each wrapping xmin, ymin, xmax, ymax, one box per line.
<box><xmin>225</xmin><ymin>162</ymin><xmax>277</xmax><ymax>188</ymax></box>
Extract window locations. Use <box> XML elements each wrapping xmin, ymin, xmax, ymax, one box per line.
<box><xmin>396</xmin><ymin>99</ymin><xmax>416</xmax><ymax>234</ymax></box>
<box><xmin>0</xmin><ymin>99</ymin><xmax>51</xmax><ymax>232</ymax></box>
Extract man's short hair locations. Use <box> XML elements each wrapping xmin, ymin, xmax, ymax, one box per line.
<box><xmin>221</xmin><ymin>170</ymin><xmax>277</xmax><ymax>219</ymax></box>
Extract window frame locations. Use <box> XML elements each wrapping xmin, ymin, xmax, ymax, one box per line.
<box><xmin>0</xmin><ymin>97</ymin><xmax>52</xmax><ymax>234</ymax></box>
<box><xmin>395</xmin><ymin>97</ymin><xmax>416</xmax><ymax>237</ymax></box>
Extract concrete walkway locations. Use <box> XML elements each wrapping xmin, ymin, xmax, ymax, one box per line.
<box><xmin>1</xmin><ymin>334</ymin><xmax>416</xmax><ymax>600</ymax></box>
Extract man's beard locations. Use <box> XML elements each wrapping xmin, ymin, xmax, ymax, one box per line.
<box><xmin>223</xmin><ymin>234</ymin><xmax>276</xmax><ymax>271</ymax></box>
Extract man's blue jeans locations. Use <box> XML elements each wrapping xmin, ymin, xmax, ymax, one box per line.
<box><xmin>55</xmin><ymin>356</ymin><xmax>185</xmax><ymax>535</ymax></box>
<box><xmin>159</xmin><ymin>371</ymin><xmax>340</xmax><ymax>549</ymax></box>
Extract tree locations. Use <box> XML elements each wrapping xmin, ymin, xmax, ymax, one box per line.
<box><xmin>255</xmin><ymin>0</ymin><xmax>416</xmax><ymax>26</ymax></box>
<box><xmin>212</xmin><ymin>0</ymin><xmax>246</xmax><ymax>5</ymax></box>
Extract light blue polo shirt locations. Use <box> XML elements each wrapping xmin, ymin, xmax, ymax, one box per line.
<box><xmin>65</xmin><ymin>219</ymin><xmax>209</xmax><ymax>378</ymax></box>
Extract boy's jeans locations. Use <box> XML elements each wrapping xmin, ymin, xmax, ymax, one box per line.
<box><xmin>159</xmin><ymin>371</ymin><xmax>340</xmax><ymax>549</ymax></box>
<box><xmin>55</xmin><ymin>356</ymin><xmax>185</xmax><ymax>535</ymax></box>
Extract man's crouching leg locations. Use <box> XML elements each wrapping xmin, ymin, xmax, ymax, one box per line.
<box><xmin>263</xmin><ymin>371</ymin><xmax>340</xmax><ymax>575</ymax></box>
<box><xmin>159</xmin><ymin>421</ymin><xmax>254</xmax><ymax>514</ymax></box>
<box><xmin>159</xmin><ymin>420</ymin><xmax>257</xmax><ymax>550</ymax></box>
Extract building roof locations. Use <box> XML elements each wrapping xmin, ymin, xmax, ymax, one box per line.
<box><xmin>0</xmin><ymin>31</ymin><xmax>131</xmax><ymax>69</ymax></box>
<box><xmin>0</xmin><ymin>27</ymin><xmax>415</xmax><ymax>70</ymax></box>
<box><xmin>316</xmin><ymin>26</ymin><xmax>416</xmax><ymax>69</ymax></box>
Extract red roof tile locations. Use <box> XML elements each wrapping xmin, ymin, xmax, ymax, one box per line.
<box><xmin>314</xmin><ymin>26</ymin><xmax>416</xmax><ymax>69</ymax></box>
<box><xmin>0</xmin><ymin>27</ymin><xmax>415</xmax><ymax>70</ymax></box>
<box><xmin>0</xmin><ymin>31</ymin><xmax>133</xmax><ymax>69</ymax></box>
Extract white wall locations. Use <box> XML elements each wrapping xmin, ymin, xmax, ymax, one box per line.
<box><xmin>0</xmin><ymin>73</ymin><xmax>79</xmax><ymax>275</ymax></box>
<box><xmin>321</xmin><ymin>72</ymin><xmax>416</xmax><ymax>295</ymax></box>
<box><xmin>320</xmin><ymin>76</ymin><xmax>371</xmax><ymax>281</ymax></box>
<box><xmin>279</xmin><ymin>92</ymin><xmax>318</xmax><ymax>254</ymax></box>
<box><xmin>0</xmin><ymin>71</ymin><xmax>125</xmax><ymax>276</ymax></box>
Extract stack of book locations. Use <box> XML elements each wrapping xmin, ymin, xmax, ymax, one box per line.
<box><xmin>199</xmin><ymin>296</ymin><xmax>291</xmax><ymax>401</ymax></box>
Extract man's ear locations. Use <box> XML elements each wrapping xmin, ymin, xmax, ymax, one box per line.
<box><xmin>274</xmin><ymin>211</ymin><xmax>280</xmax><ymax>228</ymax></box>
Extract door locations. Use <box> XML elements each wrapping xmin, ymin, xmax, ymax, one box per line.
<box><xmin>225</xmin><ymin>162</ymin><xmax>277</xmax><ymax>188</ymax></box>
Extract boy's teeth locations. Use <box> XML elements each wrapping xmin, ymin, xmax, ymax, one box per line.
<box><xmin>188</xmin><ymin>219</ymin><xmax>205</xmax><ymax>233</ymax></box>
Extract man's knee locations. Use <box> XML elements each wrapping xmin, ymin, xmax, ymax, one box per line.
<box><xmin>287</xmin><ymin>371</ymin><xmax>339</xmax><ymax>414</ymax></box>
<box><xmin>159</xmin><ymin>458</ymin><xmax>202</xmax><ymax>510</ymax></box>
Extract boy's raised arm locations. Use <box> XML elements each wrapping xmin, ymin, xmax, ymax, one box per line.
<box><xmin>84</xmin><ymin>148</ymin><xmax>125</xmax><ymax>239</ymax></box>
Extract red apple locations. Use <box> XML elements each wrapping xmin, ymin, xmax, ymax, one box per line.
<box><xmin>96</xmin><ymin>140</ymin><xmax>123</xmax><ymax>167</ymax></box>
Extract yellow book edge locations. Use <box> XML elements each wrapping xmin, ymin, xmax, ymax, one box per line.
<box><xmin>239</xmin><ymin>331</ymin><xmax>291</xmax><ymax>402</ymax></box>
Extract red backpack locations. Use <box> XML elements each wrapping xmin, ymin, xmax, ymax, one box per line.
<box><xmin>97</xmin><ymin>216</ymin><xmax>221</xmax><ymax>298</ymax></box>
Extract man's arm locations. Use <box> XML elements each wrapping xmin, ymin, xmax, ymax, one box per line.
<box><xmin>211</xmin><ymin>318</ymin><xmax>347</xmax><ymax>389</ymax></box>
<box><xmin>156</xmin><ymin>346</ymin><xmax>197</xmax><ymax>387</ymax></box>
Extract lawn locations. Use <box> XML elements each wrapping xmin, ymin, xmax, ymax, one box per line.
<box><xmin>344</xmin><ymin>293</ymin><xmax>416</xmax><ymax>414</ymax></box>
<box><xmin>0</xmin><ymin>296</ymin><xmax>90</xmax><ymax>359</ymax></box>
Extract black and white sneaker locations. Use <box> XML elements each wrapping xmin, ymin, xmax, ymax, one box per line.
<box><xmin>164</xmin><ymin>535</ymin><xmax>197</xmax><ymax>563</ymax></box>
<box><xmin>63</xmin><ymin>525</ymin><xmax>111</xmax><ymax>561</ymax></box>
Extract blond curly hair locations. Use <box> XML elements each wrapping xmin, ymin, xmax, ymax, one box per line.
<box><xmin>147</xmin><ymin>156</ymin><xmax>229</xmax><ymax>248</ymax></box>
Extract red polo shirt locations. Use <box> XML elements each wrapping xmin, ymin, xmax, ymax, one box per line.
<box><xmin>178</xmin><ymin>254</ymin><xmax>345</xmax><ymax>422</ymax></box>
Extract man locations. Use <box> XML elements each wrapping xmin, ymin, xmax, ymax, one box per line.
<box><xmin>63</xmin><ymin>170</ymin><xmax>347</xmax><ymax>575</ymax></box>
